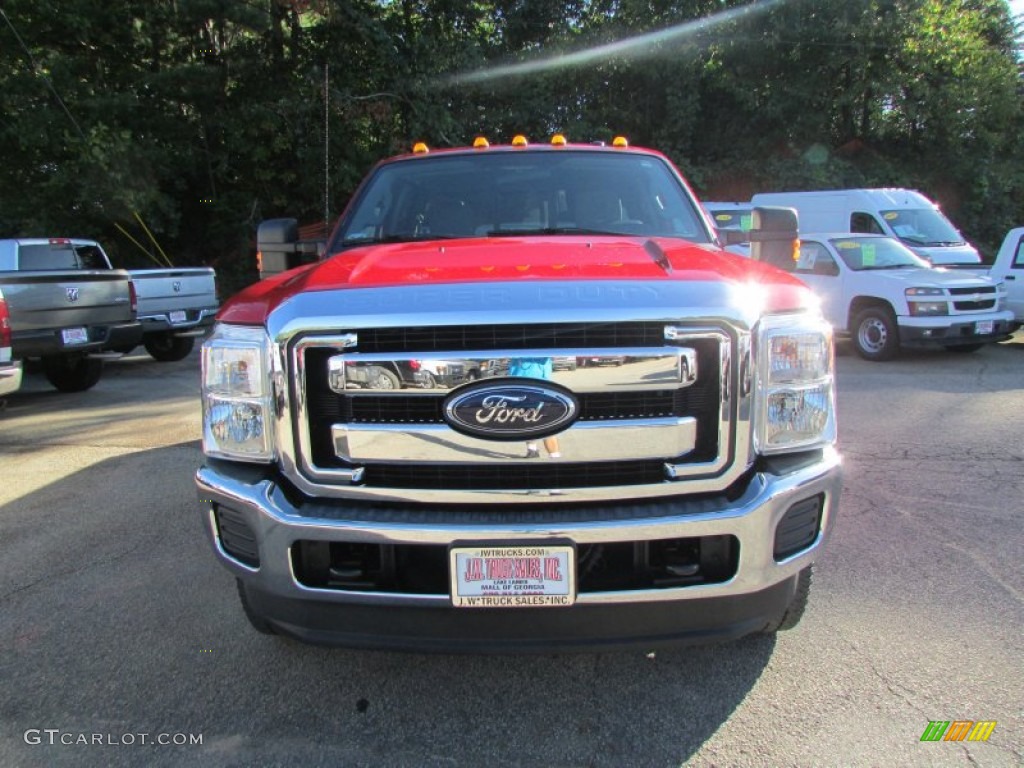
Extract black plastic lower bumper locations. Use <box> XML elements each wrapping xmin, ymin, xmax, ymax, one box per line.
<box><xmin>13</xmin><ymin>321</ymin><xmax>142</xmax><ymax>358</ymax></box>
<box><xmin>239</xmin><ymin>576</ymin><xmax>797</xmax><ymax>654</ymax></box>
<box><xmin>899</xmin><ymin>319</ymin><xmax>1015</xmax><ymax>347</ymax></box>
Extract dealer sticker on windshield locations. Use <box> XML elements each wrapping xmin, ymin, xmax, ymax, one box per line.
<box><xmin>450</xmin><ymin>544</ymin><xmax>576</xmax><ymax>608</ymax></box>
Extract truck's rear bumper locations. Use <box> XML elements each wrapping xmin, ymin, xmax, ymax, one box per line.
<box><xmin>0</xmin><ymin>360</ymin><xmax>22</xmax><ymax>397</ymax></box>
<box><xmin>138</xmin><ymin>307</ymin><xmax>217</xmax><ymax>336</ymax></box>
<box><xmin>12</xmin><ymin>321</ymin><xmax>142</xmax><ymax>358</ymax></box>
<box><xmin>195</xmin><ymin>448</ymin><xmax>842</xmax><ymax>651</ymax></box>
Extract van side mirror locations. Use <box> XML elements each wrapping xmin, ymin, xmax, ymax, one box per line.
<box><xmin>256</xmin><ymin>218</ymin><xmax>324</xmax><ymax>279</ymax></box>
<box><xmin>748</xmin><ymin>206</ymin><xmax>799</xmax><ymax>264</ymax></box>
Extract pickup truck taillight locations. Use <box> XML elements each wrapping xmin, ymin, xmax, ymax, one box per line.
<box><xmin>0</xmin><ymin>294</ymin><xmax>11</xmax><ymax>349</ymax></box>
<box><xmin>128</xmin><ymin>280</ymin><xmax>138</xmax><ymax>314</ymax></box>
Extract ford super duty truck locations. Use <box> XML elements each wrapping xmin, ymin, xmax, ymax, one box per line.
<box><xmin>0</xmin><ymin>238</ymin><xmax>141</xmax><ymax>392</ymax></box>
<box><xmin>195</xmin><ymin>137</ymin><xmax>843</xmax><ymax>652</ymax></box>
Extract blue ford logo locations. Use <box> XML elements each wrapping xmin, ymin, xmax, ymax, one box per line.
<box><xmin>444</xmin><ymin>381</ymin><xmax>578</xmax><ymax>441</ymax></box>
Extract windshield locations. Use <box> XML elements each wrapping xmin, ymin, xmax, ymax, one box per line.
<box><xmin>333</xmin><ymin>151</ymin><xmax>712</xmax><ymax>248</ymax></box>
<box><xmin>828</xmin><ymin>237</ymin><xmax>930</xmax><ymax>270</ymax></box>
<box><xmin>880</xmin><ymin>208</ymin><xmax>965</xmax><ymax>247</ymax></box>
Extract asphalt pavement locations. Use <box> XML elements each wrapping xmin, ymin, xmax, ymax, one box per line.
<box><xmin>0</xmin><ymin>338</ymin><xmax>1021</xmax><ymax>767</ymax></box>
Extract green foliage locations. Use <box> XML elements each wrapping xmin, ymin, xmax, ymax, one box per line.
<box><xmin>0</xmin><ymin>0</ymin><xmax>1022</xmax><ymax>288</ymax></box>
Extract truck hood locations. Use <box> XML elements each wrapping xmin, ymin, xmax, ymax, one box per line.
<box><xmin>220</xmin><ymin>236</ymin><xmax>813</xmax><ymax>325</ymax></box>
<box><xmin>909</xmin><ymin>243</ymin><xmax>981</xmax><ymax>266</ymax></box>
<box><xmin>862</xmin><ymin>267</ymin><xmax>997</xmax><ymax>290</ymax></box>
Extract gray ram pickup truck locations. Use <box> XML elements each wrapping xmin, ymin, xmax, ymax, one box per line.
<box><xmin>120</xmin><ymin>266</ymin><xmax>219</xmax><ymax>361</ymax></box>
<box><xmin>0</xmin><ymin>238</ymin><xmax>141</xmax><ymax>392</ymax></box>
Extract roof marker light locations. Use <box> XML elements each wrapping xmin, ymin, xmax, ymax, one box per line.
<box><xmin>412</xmin><ymin>142</ymin><xmax>429</xmax><ymax>154</ymax></box>
<box><xmin>511</xmin><ymin>135</ymin><xmax>528</xmax><ymax>147</ymax></box>
<box><xmin>473</xmin><ymin>137</ymin><xmax>490</xmax><ymax>149</ymax></box>
<box><xmin>551</xmin><ymin>134</ymin><xmax>567</xmax><ymax>146</ymax></box>
<box><xmin>612</xmin><ymin>136</ymin><xmax>629</xmax><ymax>148</ymax></box>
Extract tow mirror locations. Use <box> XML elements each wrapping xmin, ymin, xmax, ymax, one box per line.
<box><xmin>256</xmin><ymin>218</ymin><xmax>324</xmax><ymax>279</ymax></box>
<box><xmin>748</xmin><ymin>206</ymin><xmax>799</xmax><ymax>264</ymax></box>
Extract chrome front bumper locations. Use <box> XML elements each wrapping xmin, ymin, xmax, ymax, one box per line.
<box><xmin>196</xmin><ymin>447</ymin><xmax>842</xmax><ymax>610</ymax></box>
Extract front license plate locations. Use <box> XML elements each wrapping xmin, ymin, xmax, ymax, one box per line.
<box><xmin>975</xmin><ymin>320</ymin><xmax>994</xmax><ymax>335</ymax></box>
<box><xmin>61</xmin><ymin>327</ymin><xmax>88</xmax><ymax>345</ymax></box>
<box><xmin>450</xmin><ymin>545</ymin><xmax>576</xmax><ymax>608</ymax></box>
<box><xmin>169</xmin><ymin>310</ymin><xmax>187</xmax><ymax>324</ymax></box>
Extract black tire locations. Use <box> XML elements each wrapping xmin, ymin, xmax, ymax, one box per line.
<box><xmin>236</xmin><ymin>579</ymin><xmax>276</xmax><ymax>635</ymax></box>
<box><xmin>420</xmin><ymin>371</ymin><xmax>437</xmax><ymax>389</ymax></box>
<box><xmin>944</xmin><ymin>343</ymin><xmax>985</xmax><ymax>353</ymax></box>
<box><xmin>851</xmin><ymin>307</ymin><xmax>899</xmax><ymax>361</ymax></box>
<box><xmin>370</xmin><ymin>366</ymin><xmax>401</xmax><ymax>390</ymax></box>
<box><xmin>143</xmin><ymin>333</ymin><xmax>195</xmax><ymax>362</ymax></box>
<box><xmin>763</xmin><ymin>566</ymin><xmax>813</xmax><ymax>633</ymax></box>
<box><xmin>42</xmin><ymin>356</ymin><xmax>104</xmax><ymax>393</ymax></box>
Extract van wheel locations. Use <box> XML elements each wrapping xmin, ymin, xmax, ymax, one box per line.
<box><xmin>763</xmin><ymin>567</ymin><xmax>812</xmax><ymax>633</ymax></box>
<box><xmin>42</xmin><ymin>356</ymin><xmax>104</xmax><ymax>392</ymax></box>
<box><xmin>852</xmin><ymin>307</ymin><xmax>899</xmax><ymax>361</ymax></box>
<box><xmin>143</xmin><ymin>333</ymin><xmax>195</xmax><ymax>362</ymax></box>
<box><xmin>236</xmin><ymin>579</ymin><xmax>276</xmax><ymax>635</ymax></box>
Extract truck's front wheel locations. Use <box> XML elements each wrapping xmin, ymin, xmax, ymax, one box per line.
<box><xmin>42</xmin><ymin>356</ymin><xmax>104</xmax><ymax>392</ymax></box>
<box><xmin>852</xmin><ymin>307</ymin><xmax>899</xmax><ymax>361</ymax></box>
<box><xmin>762</xmin><ymin>566</ymin><xmax>812</xmax><ymax>633</ymax></box>
<box><xmin>143</xmin><ymin>333</ymin><xmax>195</xmax><ymax>362</ymax></box>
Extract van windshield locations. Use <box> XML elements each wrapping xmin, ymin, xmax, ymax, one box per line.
<box><xmin>828</xmin><ymin>237</ymin><xmax>930</xmax><ymax>270</ymax></box>
<box><xmin>333</xmin><ymin>150</ymin><xmax>712</xmax><ymax>248</ymax></box>
<box><xmin>880</xmin><ymin>208</ymin><xmax>965</xmax><ymax>247</ymax></box>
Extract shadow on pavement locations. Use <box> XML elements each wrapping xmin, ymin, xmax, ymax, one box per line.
<box><xmin>0</xmin><ymin>443</ymin><xmax>776</xmax><ymax>768</ymax></box>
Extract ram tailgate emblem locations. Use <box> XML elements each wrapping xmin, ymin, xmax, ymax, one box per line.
<box><xmin>66</xmin><ymin>287</ymin><xmax>80</xmax><ymax>302</ymax></box>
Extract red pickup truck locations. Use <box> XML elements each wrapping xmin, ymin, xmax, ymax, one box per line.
<box><xmin>195</xmin><ymin>137</ymin><xmax>842</xmax><ymax>652</ymax></box>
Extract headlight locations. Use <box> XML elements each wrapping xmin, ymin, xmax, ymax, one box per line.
<box><xmin>201</xmin><ymin>324</ymin><xmax>275</xmax><ymax>462</ymax></box>
<box><xmin>905</xmin><ymin>287</ymin><xmax>948</xmax><ymax>316</ymax></box>
<box><xmin>756</xmin><ymin>314</ymin><xmax>836</xmax><ymax>454</ymax></box>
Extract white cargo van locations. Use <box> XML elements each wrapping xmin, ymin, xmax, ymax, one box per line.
<box><xmin>750</xmin><ymin>189</ymin><xmax>981</xmax><ymax>265</ymax></box>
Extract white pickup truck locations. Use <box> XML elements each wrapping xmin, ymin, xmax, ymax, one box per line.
<box><xmin>759</xmin><ymin>233</ymin><xmax>1015</xmax><ymax>360</ymax></box>
<box><xmin>952</xmin><ymin>228</ymin><xmax>1024</xmax><ymax>323</ymax></box>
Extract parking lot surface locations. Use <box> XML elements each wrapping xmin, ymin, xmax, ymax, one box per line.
<box><xmin>1</xmin><ymin>338</ymin><xmax>1022</xmax><ymax>767</ymax></box>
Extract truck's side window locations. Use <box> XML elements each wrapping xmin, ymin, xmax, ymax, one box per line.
<box><xmin>1013</xmin><ymin>238</ymin><xmax>1024</xmax><ymax>269</ymax></box>
<box><xmin>850</xmin><ymin>212</ymin><xmax>884</xmax><ymax>234</ymax></box>
<box><xmin>795</xmin><ymin>242</ymin><xmax>839</xmax><ymax>276</ymax></box>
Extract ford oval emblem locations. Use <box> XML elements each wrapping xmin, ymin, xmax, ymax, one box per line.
<box><xmin>443</xmin><ymin>380</ymin><xmax>578</xmax><ymax>441</ymax></box>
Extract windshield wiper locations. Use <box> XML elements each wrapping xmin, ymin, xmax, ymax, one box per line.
<box><xmin>485</xmin><ymin>226</ymin><xmax>633</xmax><ymax>237</ymax></box>
<box><xmin>342</xmin><ymin>234</ymin><xmax>467</xmax><ymax>246</ymax></box>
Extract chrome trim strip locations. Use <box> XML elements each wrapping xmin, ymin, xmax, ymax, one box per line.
<box><xmin>331</xmin><ymin>417</ymin><xmax>697</xmax><ymax>463</ymax></box>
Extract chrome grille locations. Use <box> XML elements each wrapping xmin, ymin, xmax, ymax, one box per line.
<box><xmin>290</xmin><ymin>322</ymin><xmax>738</xmax><ymax>499</ymax></box>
